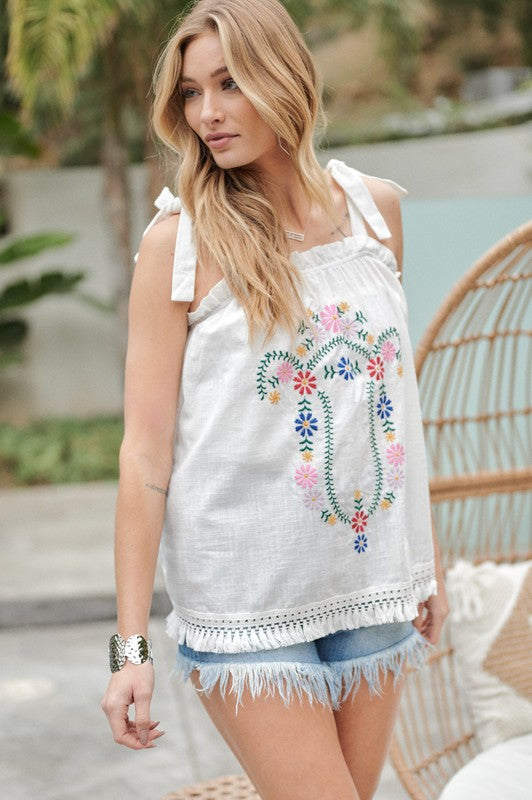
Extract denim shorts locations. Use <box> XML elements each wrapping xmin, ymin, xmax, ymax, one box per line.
<box><xmin>175</xmin><ymin>620</ymin><xmax>429</xmax><ymax>713</ymax></box>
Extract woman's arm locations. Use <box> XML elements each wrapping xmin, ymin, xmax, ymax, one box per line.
<box><xmin>101</xmin><ymin>212</ymin><xmax>188</xmax><ymax>749</ymax></box>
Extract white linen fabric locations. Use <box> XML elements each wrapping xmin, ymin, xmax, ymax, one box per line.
<box><xmin>139</xmin><ymin>158</ymin><xmax>437</xmax><ymax>653</ymax></box>
<box><xmin>445</xmin><ymin>559</ymin><xmax>532</xmax><ymax>750</ymax></box>
<box><xmin>438</xmin><ymin>733</ymin><xmax>532</xmax><ymax>800</ymax></box>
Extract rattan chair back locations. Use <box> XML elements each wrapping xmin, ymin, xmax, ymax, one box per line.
<box><xmin>389</xmin><ymin>220</ymin><xmax>532</xmax><ymax>799</ymax></box>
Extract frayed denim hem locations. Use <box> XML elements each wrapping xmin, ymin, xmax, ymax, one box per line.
<box><xmin>173</xmin><ymin>655</ymin><xmax>339</xmax><ymax>714</ymax></box>
<box><xmin>173</xmin><ymin>627</ymin><xmax>431</xmax><ymax>714</ymax></box>
<box><xmin>326</xmin><ymin>626</ymin><xmax>431</xmax><ymax>706</ymax></box>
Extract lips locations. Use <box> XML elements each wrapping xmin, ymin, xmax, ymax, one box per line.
<box><xmin>205</xmin><ymin>132</ymin><xmax>237</xmax><ymax>142</ymax></box>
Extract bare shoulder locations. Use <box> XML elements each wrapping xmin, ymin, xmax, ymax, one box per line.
<box><xmin>129</xmin><ymin>212</ymin><xmax>190</xmax><ymax>329</ymax></box>
<box><xmin>136</xmin><ymin>212</ymin><xmax>180</xmax><ymax>269</ymax></box>
<box><xmin>360</xmin><ymin>175</ymin><xmax>403</xmax><ymax>269</ymax></box>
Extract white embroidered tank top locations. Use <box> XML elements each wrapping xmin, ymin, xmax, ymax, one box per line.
<box><xmin>137</xmin><ymin>158</ymin><xmax>436</xmax><ymax>653</ymax></box>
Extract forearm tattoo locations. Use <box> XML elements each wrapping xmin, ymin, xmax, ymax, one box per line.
<box><xmin>145</xmin><ymin>482</ymin><xmax>169</xmax><ymax>497</ymax></box>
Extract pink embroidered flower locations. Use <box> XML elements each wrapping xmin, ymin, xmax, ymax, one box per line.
<box><xmin>303</xmin><ymin>488</ymin><xmax>324</xmax><ymax>509</ymax></box>
<box><xmin>339</xmin><ymin>316</ymin><xmax>362</xmax><ymax>339</ymax></box>
<box><xmin>294</xmin><ymin>464</ymin><xmax>318</xmax><ymax>489</ymax></box>
<box><xmin>310</xmin><ymin>325</ymin><xmax>327</xmax><ymax>346</ymax></box>
<box><xmin>381</xmin><ymin>340</ymin><xmax>396</xmax><ymax>362</ymax></box>
<box><xmin>320</xmin><ymin>304</ymin><xmax>342</xmax><ymax>332</ymax></box>
<box><xmin>293</xmin><ymin>370</ymin><xmax>317</xmax><ymax>395</ymax></box>
<box><xmin>367</xmin><ymin>356</ymin><xmax>385</xmax><ymax>381</ymax></box>
<box><xmin>276</xmin><ymin>362</ymin><xmax>294</xmax><ymax>383</ymax></box>
<box><xmin>351</xmin><ymin>510</ymin><xmax>368</xmax><ymax>533</ymax></box>
<box><xmin>386</xmin><ymin>442</ymin><xmax>405</xmax><ymax>468</ymax></box>
<box><xmin>386</xmin><ymin>468</ymin><xmax>405</xmax><ymax>489</ymax></box>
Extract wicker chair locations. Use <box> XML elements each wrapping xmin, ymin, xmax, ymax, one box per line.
<box><xmin>162</xmin><ymin>773</ymin><xmax>259</xmax><ymax>800</ymax></box>
<box><xmin>389</xmin><ymin>219</ymin><xmax>532</xmax><ymax>799</ymax></box>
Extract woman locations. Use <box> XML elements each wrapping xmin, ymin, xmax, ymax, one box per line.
<box><xmin>101</xmin><ymin>1</ymin><xmax>449</xmax><ymax>798</ymax></box>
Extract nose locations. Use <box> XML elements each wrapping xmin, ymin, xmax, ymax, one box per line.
<box><xmin>200</xmin><ymin>91</ymin><xmax>225</xmax><ymax>127</ymax></box>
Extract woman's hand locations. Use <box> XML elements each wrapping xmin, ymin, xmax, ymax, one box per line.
<box><xmin>412</xmin><ymin>576</ymin><xmax>449</xmax><ymax>645</ymax></box>
<box><xmin>101</xmin><ymin>662</ymin><xmax>165</xmax><ymax>749</ymax></box>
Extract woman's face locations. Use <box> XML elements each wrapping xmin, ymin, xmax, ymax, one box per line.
<box><xmin>180</xmin><ymin>31</ymin><xmax>280</xmax><ymax>171</ymax></box>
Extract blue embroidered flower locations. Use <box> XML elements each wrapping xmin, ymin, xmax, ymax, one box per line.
<box><xmin>338</xmin><ymin>356</ymin><xmax>355</xmax><ymax>381</ymax></box>
<box><xmin>353</xmin><ymin>534</ymin><xmax>368</xmax><ymax>553</ymax></box>
<box><xmin>376</xmin><ymin>395</ymin><xmax>393</xmax><ymax>419</ymax></box>
<box><xmin>294</xmin><ymin>412</ymin><xmax>318</xmax><ymax>437</ymax></box>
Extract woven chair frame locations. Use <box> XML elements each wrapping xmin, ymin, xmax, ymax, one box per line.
<box><xmin>162</xmin><ymin>773</ymin><xmax>259</xmax><ymax>800</ymax></box>
<box><xmin>389</xmin><ymin>219</ymin><xmax>532</xmax><ymax>800</ymax></box>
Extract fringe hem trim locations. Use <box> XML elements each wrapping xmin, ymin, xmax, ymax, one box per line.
<box><xmin>165</xmin><ymin>573</ymin><xmax>437</xmax><ymax>654</ymax></box>
<box><xmin>172</xmin><ymin>627</ymin><xmax>431</xmax><ymax>713</ymax></box>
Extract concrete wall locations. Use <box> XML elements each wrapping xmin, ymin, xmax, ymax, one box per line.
<box><xmin>1</xmin><ymin>123</ymin><xmax>531</xmax><ymax>423</ymax></box>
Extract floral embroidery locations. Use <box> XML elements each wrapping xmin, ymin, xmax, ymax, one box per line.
<box><xmin>339</xmin><ymin>317</ymin><xmax>362</xmax><ymax>338</ymax></box>
<box><xmin>276</xmin><ymin>362</ymin><xmax>294</xmax><ymax>383</ymax></box>
<box><xmin>376</xmin><ymin>395</ymin><xmax>393</xmax><ymax>419</ymax></box>
<box><xmin>351</xmin><ymin>510</ymin><xmax>369</xmax><ymax>532</ymax></box>
<box><xmin>256</xmin><ymin>300</ymin><xmax>404</xmax><ymax>551</ymax></box>
<box><xmin>293</xmin><ymin>370</ymin><xmax>317</xmax><ymax>395</ymax></box>
<box><xmin>387</xmin><ymin>467</ymin><xmax>405</xmax><ymax>489</ymax></box>
<box><xmin>295</xmin><ymin>412</ymin><xmax>318</xmax><ymax>437</ymax></box>
<box><xmin>320</xmin><ymin>304</ymin><xmax>342</xmax><ymax>332</ymax></box>
<box><xmin>294</xmin><ymin>463</ymin><xmax>318</xmax><ymax>489</ymax></box>
<box><xmin>381</xmin><ymin>340</ymin><xmax>396</xmax><ymax>362</ymax></box>
<box><xmin>367</xmin><ymin>356</ymin><xmax>385</xmax><ymax>380</ymax></box>
<box><xmin>303</xmin><ymin>488</ymin><xmax>325</xmax><ymax>509</ymax></box>
<box><xmin>338</xmin><ymin>356</ymin><xmax>356</xmax><ymax>381</ymax></box>
<box><xmin>386</xmin><ymin>442</ymin><xmax>405</xmax><ymax>467</ymax></box>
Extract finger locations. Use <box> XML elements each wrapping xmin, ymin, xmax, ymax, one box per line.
<box><xmin>134</xmin><ymin>691</ymin><xmax>152</xmax><ymax>746</ymax></box>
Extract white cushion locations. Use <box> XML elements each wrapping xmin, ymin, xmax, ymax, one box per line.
<box><xmin>445</xmin><ymin>559</ymin><xmax>532</xmax><ymax>750</ymax></box>
<box><xmin>438</xmin><ymin>733</ymin><xmax>532</xmax><ymax>799</ymax></box>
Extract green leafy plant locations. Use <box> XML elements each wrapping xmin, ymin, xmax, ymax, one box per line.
<box><xmin>0</xmin><ymin>231</ymin><xmax>87</xmax><ymax>368</ymax></box>
<box><xmin>0</xmin><ymin>416</ymin><xmax>123</xmax><ymax>485</ymax></box>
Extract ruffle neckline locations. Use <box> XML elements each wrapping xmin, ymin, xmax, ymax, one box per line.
<box><xmin>187</xmin><ymin>235</ymin><xmax>400</xmax><ymax>326</ymax></box>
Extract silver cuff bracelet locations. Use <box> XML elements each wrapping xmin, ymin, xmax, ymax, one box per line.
<box><xmin>109</xmin><ymin>634</ymin><xmax>153</xmax><ymax>673</ymax></box>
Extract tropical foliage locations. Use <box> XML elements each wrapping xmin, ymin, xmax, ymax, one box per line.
<box><xmin>0</xmin><ymin>231</ymin><xmax>85</xmax><ymax>368</ymax></box>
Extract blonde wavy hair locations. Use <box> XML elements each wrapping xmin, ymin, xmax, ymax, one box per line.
<box><xmin>152</xmin><ymin>0</ymin><xmax>334</xmax><ymax>341</ymax></box>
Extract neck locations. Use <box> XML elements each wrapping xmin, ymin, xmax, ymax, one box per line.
<box><xmin>250</xmin><ymin>152</ymin><xmax>313</xmax><ymax>231</ymax></box>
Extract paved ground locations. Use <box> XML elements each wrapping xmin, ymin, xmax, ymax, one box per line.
<box><xmin>0</xmin><ymin>482</ymin><xmax>409</xmax><ymax>800</ymax></box>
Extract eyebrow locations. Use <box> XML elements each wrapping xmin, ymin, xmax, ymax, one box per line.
<box><xmin>180</xmin><ymin>66</ymin><xmax>229</xmax><ymax>83</ymax></box>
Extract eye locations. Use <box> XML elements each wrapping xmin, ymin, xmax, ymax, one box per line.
<box><xmin>181</xmin><ymin>87</ymin><xmax>198</xmax><ymax>100</ymax></box>
<box><xmin>223</xmin><ymin>77</ymin><xmax>239</xmax><ymax>91</ymax></box>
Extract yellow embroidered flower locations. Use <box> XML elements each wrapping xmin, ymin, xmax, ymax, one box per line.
<box><xmin>306</xmin><ymin>307</ymin><xmax>314</xmax><ymax>318</ymax></box>
<box><xmin>327</xmin><ymin>515</ymin><xmax>337</xmax><ymax>526</ymax></box>
<box><xmin>397</xmin><ymin>365</ymin><xmax>403</xmax><ymax>377</ymax></box>
<box><xmin>338</xmin><ymin>301</ymin><xmax>350</xmax><ymax>312</ymax></box>
<box><xmin>353</xmin><ymin>490</ymin><xmax>362</xmax><ymax>500</ymax></box>
<box><xmin>385</xmin><ymin>432</ymin><xmax>396</xmax><ymax>442</ymax></box>
<box><xmin>380</xmin><ymin>499</ymin><xmax>391</xmax><ymax>510</ymax></box>
<box><xmin>268</xmin><ymin>390</ymin><xmax>281</xmax><ymax>405</ymax></box>
<box><xmin>366</xmin><ymin>334</ymin><xmax>375</xmax><ymax>345</ymax></box>
<box><xmin>296</xmin><ymin>344</ymin><xmax>307</xmax><ymax>357</ymax></box>
<box><xmin>302</xmin><ymin>451</ymin><xmax>313</xmax><ymax>462</ymax></box>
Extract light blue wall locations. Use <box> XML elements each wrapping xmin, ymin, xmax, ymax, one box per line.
<box><xmin>401</xmin><ymin>195</ymin><xmax>532</xmax><ymax>349</ymax></box>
